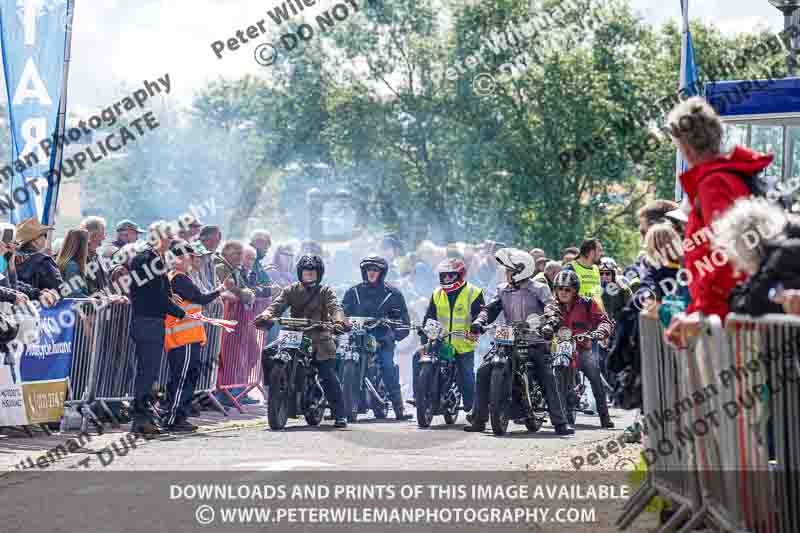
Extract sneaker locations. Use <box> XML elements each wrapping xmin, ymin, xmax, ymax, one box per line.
<box><xmin>600</xmin><ymin>416</ymin><xmax>615</xmax><ymax>429</ymax></box>
<box><xmin>555</xmin><ymin>424</ymin><xmax>575</xmax><ymax>436</ymax></box>
<box><xmin>334</xmin><ymin>418</ymin><xmax>348</xmax><ymax>428</ymax></box>
<box><xmin>131</xmin><ymin>422</ymin><xmax>163</xmax><ymax>436</ymax></box>
<box><xmin>168</xmin><ymin>420</ymin><xmax>198</xmax><ymax>433</ymax></box>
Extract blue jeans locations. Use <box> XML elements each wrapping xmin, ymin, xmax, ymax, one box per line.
<box><xmin>130</xmin><ymin>317</ymin><xmax>166</xmax><ymax>426</ymax></box>
<box><xmin>376</xmin><ymin>339</ymin><xmax>402</xmax><ymax>404</ymax></box>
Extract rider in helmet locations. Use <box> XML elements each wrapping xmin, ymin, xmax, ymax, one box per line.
<box><xmin>543</xmin><ymin>269</ymin><xmax>614</xmax><ymax>428</ymax></box>
<box><xmin>408</xmin><ymin>258</ymin><xmax>485</xmax><ymax>414</ymax></box>
<box><xmin>255</xmin><ymin>255</ymin><xmax>351</xmax><ymax>428</ymax></box>
<box><xmin>465</xmin><ymin>248</ymin><xmax>574</xmax><ymax>435</ymax></box>
<box><xmin>341</xmin><ymin>255</ymin><xmax>412</xmax><ymax>420</ymax></box>
<box><xmin>598</xmin><ymin>258</ymin><xmax>631</xmax><ymax>391</ymax></box>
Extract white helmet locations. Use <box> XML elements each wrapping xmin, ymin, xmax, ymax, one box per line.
<box><xmin>495</xmin><ymin>247</ymin><xmax>536</xmax><ymax>284</ymax></box>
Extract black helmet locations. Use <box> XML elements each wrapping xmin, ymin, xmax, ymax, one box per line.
<box><xmin>553</xmin><ymin>269</ymin><xmax>580</xmax><ymax>292</ymax></box>
<box><xmin>296</xmin><ymin>254</ymin><xmax>325</xmax><ymax>287</ymax></box>
<box><xmin>360</xmin><ymin>255</ymin><xmax>388</xmax><ymax>284</ymax></box>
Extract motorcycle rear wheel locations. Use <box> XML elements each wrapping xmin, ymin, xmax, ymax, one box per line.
<box><xmin>489</xmin><ymin>367</ymin><xmax>509</xmax><ymax>436</ymax></box>
<box><xmin>267</xmin><ymin>364</ymin><xmax>289</xmax><ymax>430</ymax></box>
<box><xmin>416</xmin><ymin>364</ymin><xmax>435</xmax><ymax>428</ymax></box>
<box><xmin>525</xmin><ymin>417</ymin><xmax>543</xmax><ymax>432</ymax></box>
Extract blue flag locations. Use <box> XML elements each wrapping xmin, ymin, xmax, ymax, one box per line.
<box><xmin>0</xmin><ymin>0</ymin><xmax>73</xmax><ymax>224</ymax></box>
<box><xmin>675</xmin><ymin>0</ymin><xmax>700</xmax><ymax>201</ymax></box>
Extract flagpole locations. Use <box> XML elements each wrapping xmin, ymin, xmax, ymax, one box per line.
<box><xmin>44</xmin><ymin>0</ymin><xmax>75</xmax><ymax>228</ymax></box>
<box><xmin>675</xmin><ymin>0</ymin><xmax>691</xmax><ymax>202</ymax></box>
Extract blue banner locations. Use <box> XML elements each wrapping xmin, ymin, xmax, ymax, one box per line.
<box><xmin>19</xmin><ymin>299</ymin><xmax>75</xmax><ymax>382</ymax></box>
<box><xmin>0</xmin><ymin>0</ymin><xmax>73</xmax><ymax>223</ymax></box>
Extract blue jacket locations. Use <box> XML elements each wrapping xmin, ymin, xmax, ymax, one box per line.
<box><xmin>342</xmin><ymin>282</ymin><xmax>410</xmax><ymax>342</ymax></box>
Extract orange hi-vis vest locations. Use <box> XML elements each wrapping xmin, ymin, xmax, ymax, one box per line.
<box><xmin>164</xmin><ymin>272</ymin><xmax>207</xmax><ymax>351</ymax></box>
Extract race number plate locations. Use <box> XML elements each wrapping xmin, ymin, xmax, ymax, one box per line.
<box><xmin>423</xmin><ymin>319</ymin><xmax>444</xmax><ymax>340</ymax></box>
<box><xmin>495</xmin><ymin>325</ymin><xmax>515</xmax><ymax>345</ymax></box>
<box><xmin>553</xmin><ymin>342</ymin><xmax>573</xmax><ymax>367</ymax></box>
<box><xmin>277</xmin><ymin>330</ymin><xmax>303</xmax><ymax>349</ymax></box>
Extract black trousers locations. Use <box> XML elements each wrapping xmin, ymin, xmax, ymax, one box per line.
<box><xmin>471</xmin><ymin>346</ymin><xmax>567</xmax><ymax>428</ymax></box>
<box><xmin>555</xmin><ymin>349</ymin><xmax>609</xmax><ymax>422</ymax></box>
<box><xmin>130</xmin><ymin>317</ymin><xmax>166</xmax><ymax>426</ymax></box>
<box><xmin>316</xmin><ymin>358</ymin><xmax>344</xmax><ymax>419</ymax></box>
<box><xmin>166</xmin><ymin>342</ymin><xmax>202</xmax><ymax>426</ymax></box>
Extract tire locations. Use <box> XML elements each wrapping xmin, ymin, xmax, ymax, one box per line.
<box><xmin>525</xmin><ymin>417</ymin><xmax>543</xmax><ymax>433</ymax></box>
<box><xmin>304</xmin><ymin>378</ymin><xmax>325</xmax><ymax>427</ymax></box>
<box><xmin>370</xmin><ymin>372</ymin><xmax>387</xmax><ymax>419</ymax></box>
<box><xmin>415</xmin><ymin>364</ymin><xmax>435</xmax><ymax>428</ymax></box>
<box><xmin>341</xmin><ymin>360</ymin><xmax>359</xmax><ymax>423</ymax></box>
<box><xmin>267</xmin><ymin>364</ymin><xmax>289</xmax><ymax>430</ymax></box>
<box><xmin>489</xmin><ymin>366</ymin><xmax>509</xmax><ymax>436</ymax></box>
<box><xmin>443</xmin><ymin>383</ymin><xmax>461</xmax><ymax>425</ymax></box>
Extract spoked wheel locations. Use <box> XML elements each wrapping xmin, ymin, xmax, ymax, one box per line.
<box><xmin>443</xmin><ymin>384</ymin><xmax>461</xmax><ymax>425</ymax></box>
<box><xmin>489</xmin><ymin>366</ymin><xmax>510</xmax><ymax>436</ymax></box>
<box><xmin>304</xmin><ymin>379</ymin><xmax>326</xmax><ymax>426</ymax></box>
<box><xmin>415</xmin><ymin>364</ymin><xmax>435</xmax><ymax>428</ymax></box>
<box><xmin>341</xmin><ymin>361</ymin><xmax>359</xmax><ymax>423</ymax></box>
<box><xmin>370</xmin><ymin>376</ymin><xmax>387</xmax><ymax>419</ymax></box>
<box><xmin>267</xmin><ymin>364</ymin><xmax>289</xmax><ymax>430</ymax></box>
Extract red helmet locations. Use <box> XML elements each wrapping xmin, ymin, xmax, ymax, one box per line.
<box><xmin>437</xmin><ymin>258</ymin><xmax>466</xmax><ymax>292</ymax></box>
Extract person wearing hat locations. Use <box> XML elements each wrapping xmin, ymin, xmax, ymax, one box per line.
<box><xmin>177</xmin><ymin>214</ymin><xmax>203</xmax><ymax>242</ymax></box>
<box><xmin>14</xmin><ymin>217</ymin><xmax>64</xmax><ymax>292</ymax></box>
<box><xmin>112</xmin><ymin>220</ymin><xmax>144</xmax><ymax>249</ymax></box>
<box><xmin>163</xmin><ymin>240</ymin><xmax>230</xmax><ymax>432</ymax></box>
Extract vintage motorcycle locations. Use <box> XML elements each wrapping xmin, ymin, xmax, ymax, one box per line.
<box><xmin>482</xmin><ymin>316</ymin><xmax>550</xmax><ymax>436</ymax></box>
<box><xmin>264</xmin><ymin>317</ymin><xmax>336</xmax><ymax>430</ymax></box>
<box><xmin>413</xmin><ymin>318</ymin><xmax>467</xmax><ymax>428</ymax></box>
<box><xmin>551</xmin><ymin>326</ymin><xmax>611</xmax><ymax>423</ymax></box>
<box><xmin>336</xmin><ymin>316</ymin><xmax>408</xmax><ymax>422</ymax></box>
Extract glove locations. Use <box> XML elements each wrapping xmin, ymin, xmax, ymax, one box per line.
<box><xmin>590</xmin><ymin>330</ymin><xmax>606</xmax><ymax>340</ymax></box>
<box><xmin>540</xmin><ymin>324</ymin><xmax>554</xmax><ymax>340</ymax></box>
<box><xmin>254</xmin><ymin>315</ymin><xmax>273</xmax><ymax>330</ymax></box>
<box><xmin>418</xmin><ymin>331</ymin><xmax>429</xmax><ymax>345</ymax></box>
<box><xmin>333</xmin><ymin>321</ymin><xmax>348</xmax><ymax>334</ymax></box>
<box><xmin>470</xmin><ymin>322</ymin><xmax>486</xmax><ymax>335</ymax></box>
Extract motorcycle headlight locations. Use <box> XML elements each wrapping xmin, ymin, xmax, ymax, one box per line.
<box><xmin>365</xmin><ymin>335</ymin><xmax>378</xmax><ymax>352</ymax></box>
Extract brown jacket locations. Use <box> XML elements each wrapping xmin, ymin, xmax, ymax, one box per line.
<box><xmin>257</xmin><ymin>282</ymin><xmax>344</xmax><ymax>360</ymax></box>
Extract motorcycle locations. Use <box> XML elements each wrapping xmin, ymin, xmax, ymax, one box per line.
<box><xmin>551</xmin><ymin>327</ymin><xmax>612</xmax><ymax>423</ymax></box>
<box><xmin>265</xmin><ymin>317</ymin><xmax>337</xmax><ymax>430</ymax></box>
<box><xmin>336</xmin><ymin>316</ymin><xmax>408</xmax><ymax>422</ymax></box>
<box><xmin>413</xmin><ymin>318</ymin><xmax>467</xmax><ymax>428</ymax></box>
<box><xmin>482</xmin><ymin>315</ymin><xmax>550</xmax><ymax>436</ymax></box>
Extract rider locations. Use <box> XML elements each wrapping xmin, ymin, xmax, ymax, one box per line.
<box><xmin>410</xmin><ymin>258</ymin><xmax>485</xmax><ymax>414</ymax></box>
<box><xmin>464</xmin><ymin>248</ymin><xmax>574</xmax><ymax>436</ymax></box>
<box><xmin>543</xmin><ymin>269</ymin><xmax>614</xmax><ymax>428</ymax></box>
<box><xmin>341</xmin><ymin>255</ymin><xmax>413</xmax><ymax>420</ymax></box>
<box><xmin>255</xmin><ymin>255</ymin><xmax>350</xmax><ymax>428</ymax></box>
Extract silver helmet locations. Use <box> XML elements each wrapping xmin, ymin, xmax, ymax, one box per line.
<box><xmin>495</xmin><ymin>247</ymin><xmax>536</xmax><ymax>284</ymax></box>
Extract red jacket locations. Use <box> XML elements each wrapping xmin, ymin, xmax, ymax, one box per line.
<box><xmin>545</xmin><ymin>297</ymin><xmax>612</xmax><ymax>352</ymax></box>
<box><xmin>679</xmin><ymin>145</ymin><xmax>772</xmax><ymax>319</ymax></box>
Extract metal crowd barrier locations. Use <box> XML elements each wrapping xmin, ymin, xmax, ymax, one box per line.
<box><xmin>618</xmin><ymin>313</ymin><xmax>800</xmax><ymax>532</ymax></box>
<box><xmin>216</xmin><ymin>298</ymin><xmax>270</xmax><ymax>412</ymax></box>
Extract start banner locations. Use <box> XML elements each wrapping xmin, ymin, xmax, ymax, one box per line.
<box><xmin>0</xmin><ymin>299</ymin><xmax>76</xmax><ymax>426</ymax></box>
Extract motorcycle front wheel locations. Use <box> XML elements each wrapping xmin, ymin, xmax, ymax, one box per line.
<box><xmin>267</xmin><ymin>363</ymin><xmax>289</xmax><ymax>430</ymax></box>
<box><xmin>443</xmin><ymin>383</ymin><xmax>461</xmax><ymax>425</ymax></box>
<box><xmin>304</xmin><ymin>375</ymin><xmax>326</xmax><ymax>426</ymax></box>
<box><xmin>489</xmin><ymin>366</ymin><xmax>510</xmax><ymax>436</ymax></box>
<box><xmin>415</xmin><ymin>364</ymin><xmax>435</xmax><ymax>428</ymax></box>
<box><xmin>525</xmin><ymin>417</ymin><xmax>543</xmax><ymax>432</ymax></box>
<box><xmin>341</xmin><ymin>360</ymin><xmax>359</xmax><ymax>423</ymax></box>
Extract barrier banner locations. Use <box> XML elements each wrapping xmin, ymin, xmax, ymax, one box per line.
<box><xmin>0</xmin><ymin>0</ymin><xmax>74</xmax><ymax>222</ymax></box>
<box><xmin>0</xmin><ymin>300</ymin><xmax>75</xmax><ymax>426</ymax></box>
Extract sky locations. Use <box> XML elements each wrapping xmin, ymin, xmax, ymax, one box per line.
<box><xmin>0</xmin><ymin>0</ymin><xmax>791</xmax><ymax>113</ymax></box>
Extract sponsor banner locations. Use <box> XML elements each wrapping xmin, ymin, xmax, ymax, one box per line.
<box><xmin>0</xmin><ymin>0</ymin><xmax>73</xmax><ymax>222</ymax></box>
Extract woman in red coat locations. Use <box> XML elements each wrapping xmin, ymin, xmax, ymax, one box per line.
<box><xmin>664</xmin><ymin>97</ymin><xmax>772</xmax><ymax>346</ymax></box>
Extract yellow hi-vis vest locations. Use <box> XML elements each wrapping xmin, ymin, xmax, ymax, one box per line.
<box><xmin>433</xmin><ymin>283</ymin><xmax>482</xmax><ymax>354</ymax></box>
<box><xmin>164</xmin><ymin>272</ymin><xmax>207</xmax><ymax>351</ymax></box>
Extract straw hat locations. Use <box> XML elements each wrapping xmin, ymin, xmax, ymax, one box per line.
<box><xmin>15</xmin><ymin>217</ymin><xmax>54</xmax><ymax>245</ymax></box>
